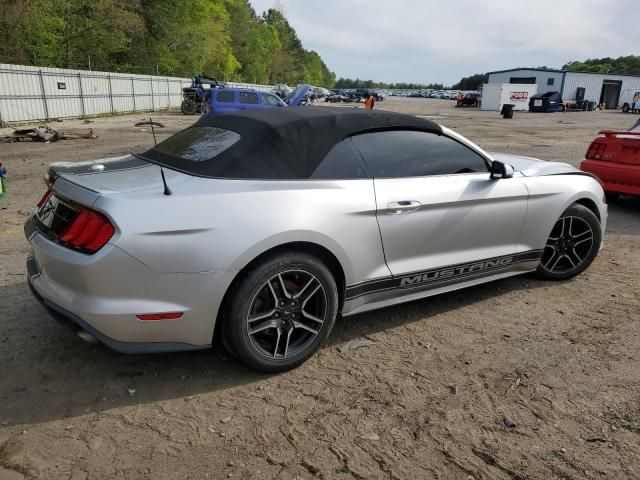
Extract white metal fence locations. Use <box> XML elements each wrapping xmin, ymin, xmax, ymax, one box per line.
<box><xmin>0</xmin><ymin>64</ymin><xmax>273</xmax><ymax>124</ymax></box>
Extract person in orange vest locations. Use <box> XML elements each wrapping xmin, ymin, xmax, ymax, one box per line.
<box><xmin>364</xmin><ymin>92</ymin><xmax>375</xmax><ymax>110</ymax></box>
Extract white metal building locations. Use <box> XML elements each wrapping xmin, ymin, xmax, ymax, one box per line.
<box><xmin>487</xmin><ymin>68</ymin><xmax>640</xmax><ymax>110</ymax></box>
<box><xmin>481</xmin><ymin>83</ymin><xmax>537</xmax><ymax>111</ymax></box>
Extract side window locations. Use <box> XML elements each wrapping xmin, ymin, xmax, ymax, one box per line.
<box><xmin>310</xmin><ymin>139</ymin><xmax>369</xmax><ymax>180</ymax></box>
<box><xmin>547</xmin><ymin>78</ymin><xmax>555</xmax><ymax>86</ymax></box>
<box><xmin>216</xmin><ymin>90</ymin><xmax>235</xmax><ymax>103</ymax></box>
<box><xmin>263</xmin><ymin>94</ymin><xmax>283</xmax><ymax>106</ymax></box>
<box><xmin>239</xmin><ymin>92</ymin><xmax>259</xmax><ymax>104</ymax></box>
<box><xmin>352</xmin><ymin>130</ymin><xmax>488</xmax><ymax>178</ymax></box>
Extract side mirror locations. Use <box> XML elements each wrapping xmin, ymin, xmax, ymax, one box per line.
<box><xmin>490</xmin><ymin>161</ymin><xmax>515</xmax><ymax>179</ymax></box>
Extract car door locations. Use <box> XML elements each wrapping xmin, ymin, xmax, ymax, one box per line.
<box><xmin>261</xmin><ymin>93</ymin><xmax>286</xmax><ymax>108</ymax></box>
<box><xmin>213</xmin><ymin>90</ymin><xmax>237</xmax><ymax>114</ymax></box>
<box><xmin>238</xmin><ymin>91</ymin><xmax>260</xmax><ymax>110</ymax></box>
<box><xmin>352</xmin><ymin>129</ymin><xmax>529</xmax><ymax>282</ymax></box>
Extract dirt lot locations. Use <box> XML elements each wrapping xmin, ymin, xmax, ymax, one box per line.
<box><xmin>1</xmin><ymin>98</ymin><xmax>639</xmax><ymax>480</ymax></box>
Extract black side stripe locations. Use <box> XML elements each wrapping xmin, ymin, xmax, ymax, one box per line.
<box><xmin>345</xmin><ymin>250</ymin><xmax>543</xmax><ymax>300</ymax></box>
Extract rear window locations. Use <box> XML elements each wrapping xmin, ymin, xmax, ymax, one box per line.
<box><xmin>216</xmin><ymin>90</ymin><xmax>235</xmax><ymax>103</ymax></box>
<box><xmin>152</xmin><ymin>127</ymin><xmax>240</xmax><ymax>162</ymax></box>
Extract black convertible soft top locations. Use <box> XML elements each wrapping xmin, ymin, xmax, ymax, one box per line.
<box><xmin>139</xmin><ymin>107</ymin><xmax>442</xmax><ymax>179</ymax></box>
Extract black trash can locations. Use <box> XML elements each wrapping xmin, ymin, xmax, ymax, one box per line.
<box><xmin>501</xmin><ymin>103</ymin><xmax>515</xmax><ymax>119</ymax></box>
<box><xmin>587</xmin><ymin>101</ymin><xmax>595</xmax><ymax>111</ymax></box>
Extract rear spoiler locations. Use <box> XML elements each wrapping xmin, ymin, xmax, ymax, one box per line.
<box><xmin>598</xmin><ymin>130</ymin><xmax>640</xmax><ymax>138</ymax></box>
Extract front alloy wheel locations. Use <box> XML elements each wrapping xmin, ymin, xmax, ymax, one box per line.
<box><xmin>537</xmin><ymin>203</ymin><xmax>601</xmax><ymax>280</ymax></box>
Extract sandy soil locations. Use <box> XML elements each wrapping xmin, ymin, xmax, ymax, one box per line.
<box><xmin>1</xmin><ymin>98</ymin><xmax>639</xmax><ymax>480</ymax></box>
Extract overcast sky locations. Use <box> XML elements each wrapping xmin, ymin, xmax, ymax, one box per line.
<box><xmin>249</xmin><ymin>0</ymin><xmax>639</xmax><ymax>85</ymax></box>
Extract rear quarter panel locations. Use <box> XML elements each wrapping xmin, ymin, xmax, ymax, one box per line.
<box><xmin>95</xmin><ymin>178</ymin><xmax>390</xmax><ymax>287</ymax></box>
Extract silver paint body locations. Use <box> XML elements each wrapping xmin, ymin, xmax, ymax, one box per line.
<box><xmin>25</xmin><ymin>126</ymin><xmax>607</xmax><ymax>351</ymax></box>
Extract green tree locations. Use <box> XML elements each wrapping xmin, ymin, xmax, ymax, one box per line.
<box><xmin>0</xmin><ymin>0</ymin><xmax>336</xmax><ymax>85</ymax></box>
<box><xmin>563</xmin><ymin>56</ymin><xmax>640</xmax><ymax>76</ymax></box>
<box><xmin>451</xmin><ymin>73</ymin><xmax>488</xmax><ymax>90</ymax></box>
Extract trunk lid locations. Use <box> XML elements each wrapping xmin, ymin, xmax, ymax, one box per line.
<box><xmin>585</xmin><ymin>131</ymin><xmax>640</xmax><ymax>166</ymax></box>
<box><xmin>47</xmin><ymin>155</ymin><xmax>194</xmax><ymax>195</ymax></box>
<box><xmin>33</xmin><ymin>155</ymin><xmax>194</xmax><ymax>249</ymax></box>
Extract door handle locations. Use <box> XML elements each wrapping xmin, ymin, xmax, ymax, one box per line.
<box><xmin>386</xmin><ymin>200</ymin><xmax>421</xmax><ymax>214</ymax></box>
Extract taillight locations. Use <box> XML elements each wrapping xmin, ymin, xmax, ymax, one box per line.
<box><xmin>59</xmin><ymin>208</ymin><xmax>115</xmax><ymax>253</ymax></box>
<box><xmin>37</xmin><ymin>189</ymin><xmax>52</xmax><ymax>208</ymax></box>
<box><xmin>586</xmin><ymin>142</ymin><xmax>607</xmax><ymax>160</ymax></box>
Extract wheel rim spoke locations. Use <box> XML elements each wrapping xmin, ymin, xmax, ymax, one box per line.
<box><xmin>249</xmin><ymin>319</ymin><xmax>278</xmax><ymax>335</ymax></box>
<box><xmin>568</xmin><ymin>248</ymin><xmax>583</xmax><ymax>265</ymax></box>
<box><xmin>267</xmin><ymin>281</ymin><xmax>279</xmax><ymax>305</ymax></box>
<box><xmin>283</xmin><ymin>327</ymin><xmax>294</xmax><ymax>358</ymax></box>
<box><xmin>277</xmin><ymin>274</ymin><xmax>292</xmax><ymax>299</ymax></box>
<box><xmin>273</xmin><ymin>326</ymin><xmax>282</xmax><ymax>358</ymax></box>
<box><xmin>293</xmin><ymin>277</ymin><xmax>315</xmax><ymax>300</ymax></box>
<box><xmin>574</xmin><ymin>237</ymin><xmax>592</xmax><ymax>247</ymax></box>
<box><xmin>248</xmin><ymin>309</ymin><xmax>276</xmax><ymax>323</ymax></box>
<box><xmin>292</xmin><ymin>321</ymin><xmax>319</xmax><ymax>335</ymax></box>
<box><xmin>544</xmin><ymin>249</ymin><xmax>559</xmax><ymax>269</ymax></box>
<box><xmin>572</xmin><ymin>230</ymin><xmax>592</xmax><ymax>241</ymax></box>
<box><xmin>301</xmin><ymin>284</ymin><xmax>321</xmax><ymax>308</ymax></box>
<box><xmin>302</xmin><ymin>310</ymin><xmax>324</xmax><ymax>324</ymax></box>
<box><xmin>550</xmin><ymin>254</ymin><xmax>563</xmax><ymax>271</ymax></box>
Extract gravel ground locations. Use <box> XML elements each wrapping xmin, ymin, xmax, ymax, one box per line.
<box><xmin>1</xmin><ymin>98</ymin><xmax>639</xmax><ymax>480</ymax></box>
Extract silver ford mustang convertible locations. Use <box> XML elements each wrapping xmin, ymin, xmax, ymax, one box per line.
<box><xmin>25</xmin><ymin>108</ymin><xmax>606</xmax><ymax>371</ymax></box>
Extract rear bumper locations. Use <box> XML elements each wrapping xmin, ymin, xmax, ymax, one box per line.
<box><xmin>25</xmin><ymin>215</ymin><xmax>234</xmax><ymax>352</ymax></box>
<box><xmin>581</xmin><ymin>160</ymin><xmax>640</xmax><ymax>196</ymax></box>
<box><xmin>27</xmin><ymin>272</ymin><xmax>206</xmax><ymax>353</ymax></box>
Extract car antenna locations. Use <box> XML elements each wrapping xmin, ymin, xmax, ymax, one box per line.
<box><xmin>150</xmin><ymin>117</ymin><xmax>172</xmax><ymax>196</ymax></box>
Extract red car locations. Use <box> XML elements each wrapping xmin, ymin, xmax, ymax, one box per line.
<box><xmin>581</xmin><ymin>120</ymin><xmax>640</xmax><ymax>197</ymax></box>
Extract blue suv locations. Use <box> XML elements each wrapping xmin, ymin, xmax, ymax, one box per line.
<box><xmin>202</xmin><ymin>88</ymin><xmax>286</xmax><ymax>115</ymax></box>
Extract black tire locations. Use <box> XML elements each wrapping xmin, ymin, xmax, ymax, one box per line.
<box><xmin>181</xmin><ymin>99</ymin><xmax>197</xmax><ymax>115</ymax></box>
<box><xmin>220</xmin><ymin>252</ymin><xmax>339</xmax><ymax>373</ymax></box>
<box><xmin>605</xmin><ymin>191</ymin><xmax>620</xmax><ymax>202</ymax></box>
<box><xmin>622</xmin><ymin>104</ymin><xmax>630</xmax><ymax>113</ymax></box>
<box><xmin>536</xmin><ymin>203</ymin><xmax>601</xmax><ymax>281</ymax></box>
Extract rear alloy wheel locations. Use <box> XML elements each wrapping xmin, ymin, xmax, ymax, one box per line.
<box><xmin>221</xmin><ymin>252</ymin><xmax>338</xmax><ymax>372</ymax></box>
<box><xmin>537</xmin><ymin>204</ymin><xmax>601</xmax><ymax>280</ymax></box>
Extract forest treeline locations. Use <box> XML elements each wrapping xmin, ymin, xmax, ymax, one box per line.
<box><xmin>0</xmin><ymin>0</ymin><xmax>335</xmax><ymax>86</ymax></box>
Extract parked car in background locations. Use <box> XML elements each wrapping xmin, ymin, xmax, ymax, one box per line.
<box><xmin>458</xmin><ymin>92</ymin><xmax>481</xmax><ymax>107</ymax></box>
<box><xmin>314</xmin><ymin>87</ymin><xmax>333</xmax><ymax>100</ymax></box>
<box><xmin>619</xmin><ymin>89</ymin><xmax>640</xmax><ymax>113</ymax></box>
<box><xmin>580</xmin><ymin>119</ymin><xmax>640</xmax><ymax>197</ymax></box>
<box><xmin>202</xmin><ymin>88</ymin><xmax>286</xmax><ymax>116</ymax></box>
<box><xmin>273</xmin><ymin>84</ymin><xmax>293</xmax><ymax>99</ymax></box>
<box><xmin>350</xmin><ymin>89</ymin><xmax>385</xmax><ymax>102</ymax></box>
<box><xmin>325</xmin><ymin>92</ymin><xmax>351</xmax><ymax>103</ymax></box>
<box><xmin>285</xmin><ymin>84</ymin><xmax>315</xmax><ymax>106</ymax></box>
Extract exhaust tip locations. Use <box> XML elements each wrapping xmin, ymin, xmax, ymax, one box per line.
<box><xmin>77</xmin><ymin>330</ymin><xmax>99</xmax><ymax>344</ymax></box>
